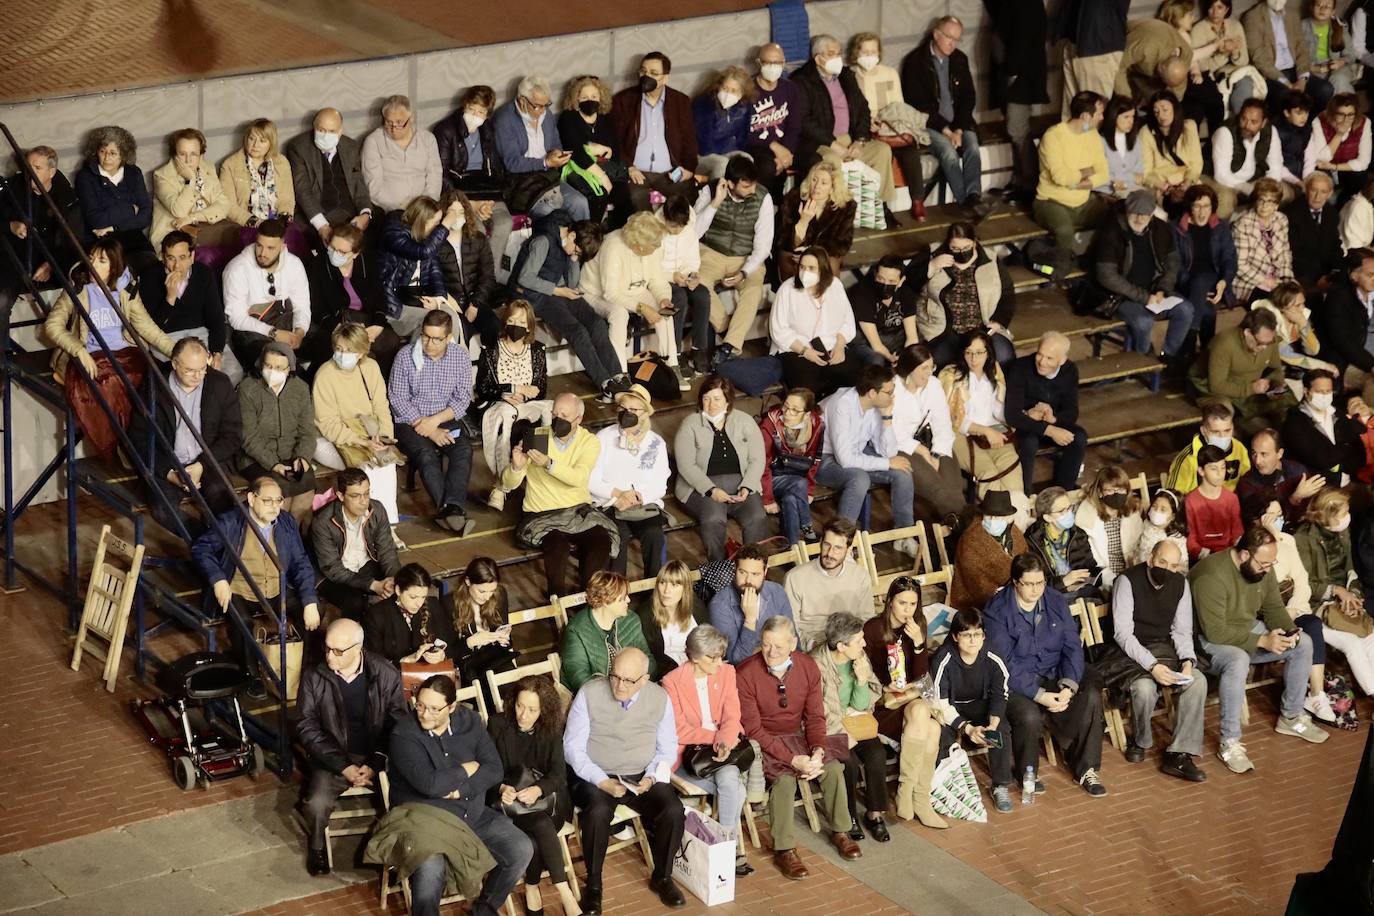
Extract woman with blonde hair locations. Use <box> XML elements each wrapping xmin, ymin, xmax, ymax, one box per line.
<box><xmin>580</xmin><ymin>211</ymin><xmax>682</xmax><ymax>380</ymax></box>
<box><xmin>1075</xmin><ymin>466</ymin><xmax>1143</xmax><ymax>590</ymax></box>
<box><xmin>219</xmin><ymin>119</ymin><xmax>297</xmax><ymax>241</ymax></box>
<box><xmin>376</xmin><ymin>194</ymin><xmax>466</xmax><ymax>338</ymax></box>
<box><xmin>475</xmin><ymin>298</ymin><xmax>551</xmax><ymax>511</ymax></box>
<box><xmin>636</xmin><ymin>559</ymin><xmax>703</xmax><ymax>672</ymax></box>
<box><xmin>311</xmin><ymin>321</ymin><xmax>404</xmax><ymax>544</ymax></box>
<box><xmin>151</xmin><ymin>127</ymin><xmax>233</xmax><ymax>248</ymax></box>
<box><xmin>557</xmin><ymin>74</ymin><xmax>629</xmax><ymax>223</ymax></box>
<box><xmin>1294</xmin><ymin>487</ymin><xmax>1374</xmax><ymax>701</ymax></box>
<box><xmin>775</xmin><ymin>160</ymin><xmax>856</xmax><ymax>280</ymax></box>
<box><xmin>693</xmin><ymin>65</ymin><xmax>757</xmax><ymax>180</ymax></box>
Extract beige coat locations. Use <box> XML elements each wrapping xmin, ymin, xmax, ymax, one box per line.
<box><xmin>311</xmin><ymin>357</ymin><xmax>393</xmax><ymax>446</ymax></box>
<box><xmin>44</xmin><ymin>285</ymin><xmax>174</xmax><ymax>382</ymax></box>
<box><xmin>1116</xmin><ymin>19</ymin><xmax>1193</xmax><ymax>101</ymax></box>
<box><xmin>150</xmin><ymin>159</ymin><xmax>232</xmax><ymax>246</ymax></box>
<box><xmin>809</xmin><ymin>644</ymin><xmax>881</xmax><ymax>749</ymax></box>
<box><xmin>1191</xmin><ymin>17</ymin><xmax>1249</xmax><ymax>76</ymax></box>
<box><xmin>1242</xmin><ymin>2</ymin><xmax>1311</xmax><ymax>81</ymax></box>
<box><xmin>1141</xmin><ymin>119</ymin><xmax>1204</xmax><ymax>189</ymax></box>
<box><xmin>218</xmin><ymin>152</ymin><xmax>296</xmax><ymax>227</ymax></box>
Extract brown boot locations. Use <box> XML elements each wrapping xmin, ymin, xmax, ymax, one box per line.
<box><xmin>908</xmin><ymin>734</ymin><xmax>948</xmax><ymax>829</ymax></box>
<box><xmin>894</xmin><ymin>733</ymin><xmax>921</xmax><ymax>820</ymax></box>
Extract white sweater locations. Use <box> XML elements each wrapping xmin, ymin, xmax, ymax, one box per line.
<box><xmin>221</xmin><ymin>245</ymin><xmax>311</xmax><ymax>335</ymax></box>
<box><xmin>587</xmin><ymin>425</ymin><xmax>670</xmax><ymax>508</ymax></box>
<box><xmin>892</xmin><ymin>375</ymin><xmax>955</xmax><ymax>458</ymax></box>
<box><xmin>1340</xmin><ymin>194</ymin><xmax>1374</xmax><ymax>253</ymax></box>
<box><xmin>769</xmin><ymin>278</ymin><xmax>856</xmax><ymax>354</ymax></box>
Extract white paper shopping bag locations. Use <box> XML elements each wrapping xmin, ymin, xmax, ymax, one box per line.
<box><xmin>672</xmin><ymin>807</ymin><xmax>736</xmax><ymax>905</ymax></box>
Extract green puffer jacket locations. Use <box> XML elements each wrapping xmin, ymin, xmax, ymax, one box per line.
<box><xmin>560</xmin><ymin>607</ymin><xmax>655</xmax><ymax>693</ymax></box>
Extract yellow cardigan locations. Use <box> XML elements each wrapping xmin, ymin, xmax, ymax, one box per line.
<box><xmin>44</xmin><ymin>285</ymin><xmax>174</xmax><ymax>382</ymax></box>
<box><xmin>311</xmin><ymin>357</ymin><xmax>393</xmax><ymax>447</ymax></box>
<box><xmin>150</xmin><ymin>159</ymin><xmax>232</xmax><ymax>246</ymax></box>
<box><xmin>218</xmin><ymin>152</ymin><xmax>296</xmax><ymax>226</ymax></box>
<box><xmin>501</xmin><ymin>426</ymin><xmax>601</xmax><ymax>513</ymax></box>
<box><xmin>1036</xmin><ymin>121</ymin><xmax>1109</xmax><ymax>209</ymax></box>
<box><xmin>1141</xmin><ymin>120</ymin><xmax>1203</xmax><ymax>190</ymax></box>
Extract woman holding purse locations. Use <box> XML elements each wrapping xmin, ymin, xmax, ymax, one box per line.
<box><xmin>811</xmin><ymin>612</ymin><xmax>891</xmax><ymax>842</ymax></box>
<box><xmin>486</xmin><ymin>674</ymin><xmax>582</xmax><ymax>916</ymax></box>
<box><xmin>662</xmin><ymin>624</ymin><xmax>755</xmax><ymax>877</ymax></box>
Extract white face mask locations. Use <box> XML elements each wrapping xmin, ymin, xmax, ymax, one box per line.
<box><xmin>717</xmin><ymin>90</ymin><xmax>742</xmax><ymax>109</ymax></box>
<box><xmin>760</xmin><ymin>63</ymin><xmax>784</xmax><ymax>82</ymax></box>
<box><xmin>462</xmin><ymin>112</ymin><xmax>485</xmax><ymax>133</ymax></box>
<box><xmin>452</xmin><ymin>214</ymin><xmax>466</xmax><ymax>232</ymax></box>
<box><xmin>333</xmin><ymin>350</ymin><xmax>360</xmax><ymax>370</ymax></box>
<box><xmin>1310</xmin><ymin>392</ymin><xmax>1334</xmax><ymax>410</ymax></box>
<box><xmin>1333</xmin><ymin>514</ymin><xmax>1352</xmax><ymax>533</ymax></box>
<box><xmin>327</xmin><ymin>248</ymin><xmax>351</xmax><ymax>268</ymax></box>
<box><xmin>857</xmin><ymin>54</ymin><xmax>880</xmax><ymax>71</ymax></box>
<box><xmin>262</xmin><ymin>368</ymin><xmax>288</xmax><ymax>388</ymax></box>
<box><xmin>703</xmin><ymin>409</ymin><xmax>727</xmax><ymax>425</ymax></box>
<box><xmin>314</xmin><ymin>130</ymin><xmax>341</xmax><ymax>153</ymax></box>
<box><xmin>1148</xmin><ymin>509</ymin><xmax>1170</xmax><ymax>528</ymax></box>
<box><xmin>822</xmin><ymin>56</ymin><xmax>845</xmax><ymax>76</ymax></box>
<box><xmin>799</xmin><ymin>269</ymin><xmax>820</xmax><ymax>289</ymax></box>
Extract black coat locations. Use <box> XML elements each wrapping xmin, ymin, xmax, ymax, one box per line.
<box><xmin>1281</xmin><ymin>405</ymin><xmax>1367</xmax><ymax>485</ymax></box>
<box><xmin>486</xmin><ymin>715</ymin><xmax>573</xmax><ymax>824</ymax></box>
<box><xmin>900</xmin><ymin>38</ymin><xmax>978</xmax><ymax>134</ymax></box>
<box><xmin>363</xmin><ymin>594</ymin><xmax>461</xmax><ymax>666</ymax></box>
<box><xmin>295</xmin><ymin>649</ymin><xmax>408</xmax><ymax>773</ymax></box>
<box><xmin>129</xmin><ymin>366</ymin><xmax>242</xmax><ymax>480</ymax></box>
<box><xmin>311</xmin><ymin>498</ymin><xmax>401</xmax><ymax>591</ymax></box>
<box><xmin>137</xmin><ymin>261</ymin><xmax>226</xmax><ymax>354</ymax></box>
<box><xmin>791</xmin><ymin>59</ymin><xmax>875</xmax><ymax>171</ymax></box>
<box><xmin>1024</xmin><ymin>519</ymin><xmax>1101</xmax><ymax>593</ymax></box>
<box><xmin>438</xmin><ymin>230</ymin><xmax>498</xmax><ymax>310</ymax></box>
<box><xmin>1</xmin><ymin>169</ymin><xmax>84</xmax><ymax>276</ymax></box>
<box><xmin>1284</xmin><ymin>200</ymin><xmax>1343</xmax><ymax>288</ymax></box>
<box><xmin>1004</xmin><ymin>353</ymin><xmax>1080</xmax><ymax>437</ymax></box>
<box><xmin>1089</xmin><ymin>212</ymin><xmax>1180</xmax><ymax>307</ymax></box>
<box><xmin>1317</xmin><ymin>278</ymin><xmax>1374</xmax><ymax>374</ymax></box>
<box><xmin>433</xmin><ymin>110</ymin><xmax>507</xmax><ymax>194</ymax></box>
<box><xmin>982</xmin><ymin>0</ymin><xmax>1050</xmax><ymax>107</ymax></box>
<box><xmin>306</xmin><ymin>249</ymin><xmax>389</xmax><ymax>328</ymax></box>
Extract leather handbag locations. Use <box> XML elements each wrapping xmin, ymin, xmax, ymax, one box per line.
<box><xmin>684</xmin><ymin>741</ymin><xmax>756</xmax><ymax>780</ymax></box>
<box><xmin>499</xmin><ymin>766</ymin><xmax>557</xmax><ymax>816</ymax></box>
<box><xmin>400</xmin><ymin>660</ymin><xmax>457</xmax><ymax>698</ymax></box>
<box><xmin>841</xmin><ymin>712</ymin><xmax>880</xmax><ymax>742</ymax></box>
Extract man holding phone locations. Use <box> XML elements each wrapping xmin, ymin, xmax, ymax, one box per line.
<box><xmin>1191</xmin><ymin>307</ymin><xmax>1296</xmax><ymax>438</ymax></box>
<box><xmin>1104</xmin><ymin>541</ymin><xmax>1208</xmax><ymax>782</ymax></box>
<box><xmin>1190</xmin><ymin>525</ymin><xmax>1328</xmax><ymax>775</ymax></box>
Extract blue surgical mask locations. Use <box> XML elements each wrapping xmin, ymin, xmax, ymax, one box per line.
<box><xmin>333</xmin><ymin>350</ymin><xmax>360</xmax><ymax>370</ymax></box>
<box><xmin>314</xmin><ymin>130</ymin><xmax>341</xmax><ymax>153</ymax></box>
<box><xmin>982</xmin><ymin>518</ymin><xmax>1010</xmax><ymax>537</ymax></box>
<box><xmin>1206</xmin><ymin>435</ymin><xmax>1231</xmax><ymax>452</ymax></box>
<box><xmin>327</xmin><ymin>248</ymin><xmax>351</xmax><ymax>268</ymax></box>
<box><xmin>1055</xmin><ymin>510</ymin><xmax>1076</xmax><ymax>531</ymax></box>
<box><xmin>1272</xmin><ymin>515</ymin><xmax>1285</xmax><ymax>533</ymax></box>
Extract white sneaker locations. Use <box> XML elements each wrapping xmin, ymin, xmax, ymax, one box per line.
<box><xmin>612</xmin><ymin>824</ymin><xmax>635</xmax><ymax>841</ymax></box>
<box><xmin>486</xmin><ymin>488</ymin><xmax>506</xmax><ymax>511</ymax></box>
<box><xmin>391</xmin><ymin>528</ymin><xmax>408</xmax><ymax>551</ymax></box>
<box><xmin>1217</xmin><ymin>739</ymin><xmax>1254</xmax><ymax>774</ymax></box>
<box><xmin>1276</xmin><ymin>712</ymin><xmax>1330</xmax><ymax>744</ymax></box>
<box><xmin>1304</xmin><ymin>692</ymin><xmax>1337</xmax><ymax>724</ymax></box>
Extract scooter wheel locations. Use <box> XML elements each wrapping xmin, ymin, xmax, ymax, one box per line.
<box><xmin>172</xmin><ymin>756</ymin><xmax>195</xmax><ymax>791</ymax></box>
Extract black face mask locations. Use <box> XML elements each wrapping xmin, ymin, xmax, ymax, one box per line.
<box><xmin>503</xmin><ymin>324</ymin><xmax>529</xmax><ymax>342</ymax></box>
<box><xmin>638</xmin><ymin>75</ymin><xmax>659</xmax><ymax>94</ymax></box>
<box><xmin>1239</xmin><ymin>559</ymin><xmax>1268</xmax><ymax>584</ymax></box>
<box><xmin>551</xmin><ymin>417</ymin><xmax>573</xmax><ymax>438</ymax></box>
<box><xmin>877</xmin><ymin>282</ymin><xmax>900</xmax><ymax>299</ymax></box>
<box><xmin>952</xmin><ymin>248</ymin><xmax>976</xmax><ymax>266</ymax></box>
<box><xmin>578</xmin><ymin>99</ymin><xmax>600</xmax><ymax>116</ymax></box>
<box><xmin>618</xmin><ymin>409</ymin><xmax>639</xmax><ymax>429</ymax></box>
<box><xmin>1145</xmin><ymin>566</ymin><xmax>1181</xmax><ymax>590</ymax></box>
<box><xmin>1102</xmin><ymin>492</ymin><xmax>1129</xmax><ymax>511</ymax></box>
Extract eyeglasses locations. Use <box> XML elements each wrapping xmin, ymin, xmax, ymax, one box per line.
<box><xmin>416</xmin><ymin>700</ymin><xmax>452</xmax><ymax>715</ymax></box>
<box><xmin>609</xmin><ymin>672</ymin><xmax>647</xmax><ymax>688</ymax></box>
<box><xmin>936</xmin><ymin>29</ymin><xmax>962</xmax><ymax>44</ymax></box>
<box><xmin>964</xmin><ymin>347</ymin><xmax>988</xmax><ymax>357</ymax></box>
<box><xmin>325</xmin><ymin>642</ymin><xmax>360</xmax><ymax>657</ymax></box>
<box><xmin>384</xmin><ymin>117</ymin><xmax>411</xmax><ymax>130</ymax></box>
<box><xmin>520</xmin><ymin>96</ymin><xmax>549</xmax><ymax>112</ymax></box>
<box><xmin>266</xmin><ymin>271</ymin><xmax>276</xmax><ymax>298</ymax></box>
<box><xmin>955</xmin><ymin>630</ymin><xmax>985</xmax><ymax>641</ymax></box>
<box><xmin>255</xmin><ymin>495</ymin><xmax>285</xmax><ymax>506</ymax></box>
<box><xmin>173</xmin><ymin>362</ymin><xmax>208</xmax><ymax>376</ymax></box>
<box><xmin>421</xmin><ymin>332</ymin><xmax>449</xmax><ymax>344</ymax></box>
<box><xmin>776</xmin><ymin>682</ymin><xmax>789</xmax><ymax>708</ymax></box>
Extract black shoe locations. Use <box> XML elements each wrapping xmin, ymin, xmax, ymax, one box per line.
<box><xmin>1124</xmin><ymin>743</ymin><xmax>1146</xmax><ymax>764</ymax></box>
<box><xmin>1161</xmin><ymin>752</ymin><xmax>1207</xmax><ymax>783</ymax></box>
<box><xmin>710</xmin><ymin>343</ymin><xmax>737</xmax><ymax>370</ymax></box>
<box><xmin>800</xmin><ymin>524</ymin><xmax>819</xmax><ymax>542</ymax></box>
<box><xmin>245</xmin><ymin>678</ymin><xmax>269</xmax><ymax>702</ymax></box>
<box><xmin>606</xmin><ymin>373</ymin><xmax>633</xmax><ymax>394</ymax></box>
<box><xmin>847</xmin><ymin>818</ymin><xmax>865</xmax><ymax>842</ymax></box>
<box><xmin>968</xmin><ymin>192</ymin><xmax>999</xmax><ymax>223</ymax></box>
<box><xmin>650</xmin><ymin>876</ymin><xmax>687</xmax><ymax>908</ymax></box>
<box><xmin>306</xmin><ymin>847</ymin><xmax>330</xmax><ymax>876</ymax></box>
<box><xmin>579</xmin><ymin>885</ymin><xmax>603</xmax><ymax>916</ymax></box>
<box><xmin>864</xmin><ymin>815</ymin><xmax>891</xmax><ymax>842</ymax></box>
<box><xmin>735</xmin><ymin>856</ymin><xmax>756</xmax><ymax>877</ymax></box>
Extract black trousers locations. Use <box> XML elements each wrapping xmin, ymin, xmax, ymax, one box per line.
<box><xmin>223</xmin><ymin>591</ymin><xmax>311</xmax><ymax>674</ymax></box>
<box><xmin>1004</xmin><ymin>667</ymin><xmax>1105</xmax><ymax>780</ymax></box>
<box><xmin>1014</xmin><ymin>425</ymin><xmax>1086</xmax><ymax>493</ymax></box>
<box><xmin>842</xmin><ymin>736</ymin><xmax>890</xmax><ymax>817</ymax></box>
<box><xmin>938</xmin><ymin>698</ymin><xmax>1013</xmax><ymax>785</ymax></box>
<box><xmin>511</xmin><ymin>811</ymin><xmax>570</xmax><ymax>884</ymax></box>
<box><xmin>541</xmin><ymin>527</ymin><xmax>613</xmax><ymax>597</ymax></box>
<box><xmin>572</xmin><ymin>776</ymin><xmax>685</xmax><ymax>886</ymax></box>
<box><xmin>302</xmin><ymin>758</ymin><xmax>376</xmax><ymax>851</ymax></box>
<box><xmin>742</xmin><ymin>143</ymin><xmax>790</xmax><ymax>202</ymax></box>
<box><xmin>318</xmin><ymin>560</ymin><xmax>385</xmax><ymax>621</ymax></box>
<box><xmin>610</xmin><ymin>514</ymin><xmax>667</xmax><ymax>578</ymax></box>
<box><xmin>149</xmin><ymin>474</ymin><xmax>236</xmax><ymax>540</ymax></box>
<box><xmin>777</xmin><ymin>351</ymin><xmax>861</xmax><ymax>400</ymax></box>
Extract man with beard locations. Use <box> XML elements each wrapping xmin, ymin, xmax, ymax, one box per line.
<box><xmin>1211</xmin><ymin>99</ymin><xmax>1288</xmax><ymax>217</ymax></box>
<box><xmin>1189</xmin><ymin>525</ymin><xmax>1327</xmax><ymax>775</ymax></box>
<box><xmin>221</xmin><ymin>217</ymin><xmax>311</xmax><ymax>370</ymax></box>
<box><xmin>784</xmin><ymin>518</ymin><xmax>873</xmax><ymax>649</ymax></box>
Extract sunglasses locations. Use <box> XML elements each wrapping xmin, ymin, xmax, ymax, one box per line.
<box><xmin>267</xmin><ymin>271</ymin><xmax>276</xmax><ymax>298</ymax></box>
<box><xmin>777</xmin><ymin>681</ymin><xmax>789</xmax><ymax>708</ymax></box>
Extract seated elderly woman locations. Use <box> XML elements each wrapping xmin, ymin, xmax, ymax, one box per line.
<box><xmin>303</xmin><ymin>222</ymin><xmax>402</xmax><ymax>379</ymax></box>
<box><xmin>769</xmin><ymin>247</ymin><xmax>859</xmax><ymax>398</ymax></box>
<box><xmin>1025</xmin><ymin>486</ymin><xmax>1103</xmax><ymax>602</ymax></box>
<box><xmin>580</xmin><ymin>212</ymin><xmax>682</xmax><ymax>379</ymax></box>
<box><xmin>1294</xmin><ymin>486</ymin><xmax>1374</xmax><ymax>697</ymax></box>
<box><xmin>557</xmin><ymin>75</ymin><xmax>631</xmax><ymax>225</ymax></box>
<box><xmin>219</xmin><ymin>118</ymin><xmax>301</xmax><ymax>254</ymax></box>
<box><xmin>693</xmin><ymin>66</ymin><xmax>756</xmax><ymax>181</ymax></box>
<box><xmin>1233</xmin><ymin>178</ymin><xmax>1296</xmax><ymax>306</ymax></box>
<box><xmin>74</xmin><ymin>125</ymin><xmax>155</xmax><ymax>264</ymax></box>
<box><xmin>588</xmin><ymin>384</ymin><xmax>672</xmax><ymax>579</ymax></box>
<box><xmin>849</xmin><ymin>32</ymin><xmax>927</xmax><ymax>217</ymax></box>
<box><xmin>376</xmin><ymin>195</ymin><xmax>466</xmax><ymax>339</ymax></box>
<box><xmin>1303</xmin><ymin>0</ymin><xmax>1358</xmax><ymax>98</ymax></box>
<box><xmin>775</xmin><ymin>161</ymin><xmax>856</xmax><ymax>282</ymax></box>
<box><xmin>151</xmin><ymin>128</ymin><xmax>234</xmax><ymax>250</ymax></box>
<box><xmin>1096</xmin><ymin>96</ymin><xmax>1147</xmax><ymax>198</ymax></box>
<box><xmin>237</xmin><ymin>341</ymin><xmax>316</xmax><ymax>529</ymax></box>
<box><xmin>311</xmin><ymin>322</ymin><xmax>403</xmax><ymax>546</ymax></box>
<box><xmin>43</xmin><ymin>236</ymin><xmax>173</xmax><ymax>462</ymax></box>
<box><xmin>475</xmin><ymin>299</ymin><xmax>551</xmax><ymax>512</ymax></box>
<box><xmin>662</xmin><ymin>624</ymin><xmax>755</xmax><ymax>877</ymax></box>
<box><xmin>918</xmin><ymin>221</ymin><xmax>1016</xmax><ymax>368</ymax></box>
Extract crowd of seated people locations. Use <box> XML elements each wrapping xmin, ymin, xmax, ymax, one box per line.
<box><xmin>18</xmin><ymin>6</ymin><xmax>1374</xmax><ymax>914</ymax></box>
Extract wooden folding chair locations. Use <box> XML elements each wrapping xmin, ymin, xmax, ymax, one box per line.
<box><xmin>858</xmin><ymin>523</ymin><xmax>926</xmax><ymax>589</ymax></box>
<box><xmin>71</xmin><ymin>525</ymin><xmax>145</xmax><ymax>692</ymax></box>
<box><xmin>671</xmin><ymin>771</ymin><xmax>761</xmax><ymax>849</ymax></box>
<box><xmin>486</xmin><ymin>653</ymin><xmax>564</xmax><ymax>713</ymax></box>
<box><xmin>1083</xmin><ymin>601</ymin><xmax>1129</xmax><ymax>751</ymax></box>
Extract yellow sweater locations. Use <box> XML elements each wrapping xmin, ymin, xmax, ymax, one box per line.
<box><xmin>502</xmin><ymin>426</ymin><xmax>601</xmax><ymax>512</ymax></box>
<box><xmin>1141</xmin><ymin>120</ymin><xmax>1203</xmax><ymax>190</ymax></box>
<box><xmin>1036</xmin><ymin>121</ymin><xmax>1109</xmax><ymax>209</ymax></box>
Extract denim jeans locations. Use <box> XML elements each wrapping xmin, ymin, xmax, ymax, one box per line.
<box><xmin>395</xmin><ymin>419</ymin><xmax>473</xmax><ymax>512</ymax></box>
<box><xmin>671</xmin><ymin>282</ymin><xmax>712</xmax><ymax>355</ymax></box>
<box><xmin>815</xmin><ymin>455</ymin><xmax>913</xmax><ymax>529</ymax></box>
<box><xmin>677</xmin><ymin>764</ymin><xmax>745</xmax><ymax>833</ymax></box>
<box><xmin>1201</xmin><ymin>620</ymin><xmax>1313</xmax><ymax>744</ymax></box>
<box><xmin>530</xmin><ymin>181</ymin><xmax>590</xmax><ymax>222</ymax></box>
<box><xmin>925</xmin><ymin>129</ymin><xmax>982</xmax><ymax>204</ymax></box>
<box><xmin>1116</xmin><ymin>297</ymin><xmax>1195</xmax><ymax>356</ymax></box>
<box><xmin>408</xmin><ymin>810</ymin><xmax>533</xmax><ymax>916</ymax></box>
<box><xmin>770</xmin><ymin>472</ymin><xmax>812</xmax><ymax>544</ymax></box>
<box><xmin>527</xmin><ymin>291</ymin><xmax>620</xmax><ymax>386</ymax></box>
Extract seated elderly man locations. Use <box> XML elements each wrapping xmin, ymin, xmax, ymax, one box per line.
<box><xmin>709</xmin><ymin>543</ymin><xmax>795</xmax><ymax>664</ymax></box>
<box><xmin>129</xmin><ymin>337</ymin><xmax>241</xmax><ymax>538</ymax></box>
<box><xmin>502</xmin><ymin>392</ymin><xmax>616</xmax><ymax>597</ymax></box>
<box><xmin>361</xmin><ymin>95</ymin><xmax>442</xmax><ymax>215</ymax></box>
<box><xmin>610</xmin><ymin>51</ymin><xmax>700</xmax><ymax>214</ymax></box>
<box><xmin>221</xmin><ymin>218</ymin><xmax>311</xmax><ymax>370</ymax></box>
<box><xmin>563</xmin><ymin>648</ymin><xmax>688</xmax><ymax>912</ymax></box>
<box><xmin>491</xmin><ymin>76</ymin><xmax>589</xmax><ymax>221</ymax></box>
<box><xmin>1189</xmin><ymin>307</ymin><xmax>1296</xmax><ymax>437</ymax></box>
<box><xmin>2</xmin><ymin>144</ymin><xmax>84</xmax><ymax>287</ymax></box>
<box><xmin>311</xmin><ymin>468</ymin><xmax>401</xmax><ymax>621</ymax></box>
<box><xmin>388</xmin><ymin>309</ymin><xmax>475</xmax><ymax>534</ymax></box>
<box><xmin>1189</xmin><ymin>525</ymin><xmax>1327</xmax><ymax>774</ymax></box>
<box><xmin>138</xmin><ymin>229</ymin><xmax>240</xmax><ymax>382</ymax></box>
<box><xmin>1283</xmin><ymin>172</ymin><xmax>1342</xmax><ymax>293</ymax></box>
<box><xmin>1033</xmin><ymin>91</ymin><xmax>1110</xmax><ymax>252</ymax></box>
<box><xmin>984</xmin><ymin>553</ymin><xmax>1109</xmax><ymax>797</ymax></box>
<box><xmin>580</xmin><ymin>212</ymin><xmax>680</xmax><ymax>376</ymax></box>
<box><xmin>1102</xmin><ymin>541</ymin><xmax>1208</xmax><ymax>782</ymax></box>
<box><xmin>191</xmin><ymin>476</ymin><xmax>319</xmax><ymax>680</ymax></box>
<box><xmin>738</xmin><ymin>616</ymin><xmax>861</xmax><ymax>880</ymax></box>
<box><xmin>784</xmin><ymin>518</ymin><xmax>873</xmax><ymax>649</ymax></box>
<box><xmin>745</xmin><ymin>44</ymin><xmax>805</xmax><ymax>200</ymax></box>
<box><xmin>1005</xmin><ymin>331</ymin><xmax>1086</xmax><ymax>492</ymax></box>
<box><xmin>388</xmin><ymin>675</ymin><xmax>534</xmax><ymax>916</ymax></box>
<box><xmin>285</xmin><ymin>107</ymin><xmax>374</xmax><ymax>246</ymax></box>
<box><xmin>295</xmin><ymin>618</ymin><xmax>407</xmax><ymax>876</ymax></box>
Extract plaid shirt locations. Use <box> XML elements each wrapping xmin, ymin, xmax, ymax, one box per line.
<box><xmin>387</xmin><ymin>341</ymin><xmax>473</xmax><ymax>426</ymax></box>
<box><xmin>1232</xmin><ymin>210</ymin><xmax>1294</xmax><ymax>302</ymax></box>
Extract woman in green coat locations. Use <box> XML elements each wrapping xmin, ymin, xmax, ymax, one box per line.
<box><xmin>560</xmin><ymin>571</ymin><xmax>655</xmax><ymax>692</ymax></box>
